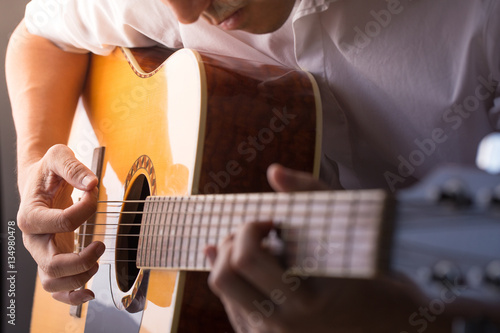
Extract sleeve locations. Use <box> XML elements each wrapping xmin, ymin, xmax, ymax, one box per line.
<box><xmin>484</xmin><ymin>0</ymin><xmax>500</xmax><ymax>130</ymax></box>
<box><xmin>24</xmin><ymin>0</ymin><xmax>183</xmax><ymax>55</ymax></box>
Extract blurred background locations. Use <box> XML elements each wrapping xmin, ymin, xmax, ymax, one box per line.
<box><xmin>1</xmin><ymin>0</ymin><xmax>38</xmax><ymax>332</ymax></box>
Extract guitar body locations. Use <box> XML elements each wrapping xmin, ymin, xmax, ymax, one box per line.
<box><xmin>30</xmin><ymin>47</ymin><xmax>321</xmax><ymax>332</ymax></box>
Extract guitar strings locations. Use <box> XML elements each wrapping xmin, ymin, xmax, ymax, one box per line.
<box><xmin>78</xmin><ymin>221</ymin><xmax>383</xmax><ymax>228</ymax></box>
<box><xmin>88</xmin><ymin>194</ymin><xmax>500</xmax><ymax>233</ymax></box>
<box><xmin>84</xmin><ymin>219</ymin><xmax>499</xmax><ymax>267</ymax></box>
<box><xmin>92</xmin><ymin>200</ymin><xmax>500</xmax><ymax>214</ymax></box>
<box><xmin>79</xmin><ymin>214</ymin><xmax>496</xmax><ymax>229</ymax></box>
<box><xmin>74</xmin><ymin>199</ymin><xmax>499</xmax><ymax>268</ymax></box>
<box><xmin>83</xmin><ymin>242</ymin><xmax>500</xmax><ymax>274</ymax></box>
<box><xmin>97</xmin><ymin>236</ymin><xmax>494</xmax><ymax>261</ymax></box>
<box><xmin>75</xmin><ymin>211</ymin><xmax>499</xmax><ymax>240</ymax></box>
<box><xmin>97</xmin><ymin>198</ymin><xmax>497</xmax><ymax>208</ymax></box>
<box><xmin>97</xmin><ymin>242</ymin><xmax>497</xmax><ymax>270</ymax></box>
<box><xmin>76</xmin><ymin>210</ymin><xmax>498</xmax><ymax>230</ymax></box>
<box><xmin>96</xmin><ymin>196</ymin><xmax>389</xmax><ymax>204</ymax></box>
<box><xmin>79</xmin><ymin>198</ymin><xmax>388</xmax><ymax>228</ymax></box>
<box><xmin>96</xmin><ymin>240</ymin><xmax>493</xmax><ymax>267</ymax></box>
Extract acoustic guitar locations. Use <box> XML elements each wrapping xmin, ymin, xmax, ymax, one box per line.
<box><xmin>30</xmin><ymin>46</ymin><xmax>321</xmax><ymax>332</ymax></box>
<box><xmin>29</xmin><ymin>47</ymin><xmax>500</xmax><ymax>332</ymax></box>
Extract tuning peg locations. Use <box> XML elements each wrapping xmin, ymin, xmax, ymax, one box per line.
<box><xmin>476</xmin><ymin>133</ymin><xmax>500</xmax><ymax>174</ymax></box>
<box><xmin>438</xmin><ymin>178</ymin><xmax>473</xmax><ymax>207</ymax></box>
<box><xmin>432</xmin><ymin>260</ymin><xmax>465</xmax><ymax>287</ymax></box>
<box><xmin>492</xmin><ymin>185</ymin><xmax>500</xmax><ymax>208</ymax></box>
<box><xmin>485</xmin><ymin>260</ymin><xmax>500</xmax><ymax>290</ymax></box>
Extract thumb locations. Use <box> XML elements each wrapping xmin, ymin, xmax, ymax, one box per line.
<box><xmin>266</xmin><ymin>164</ymin><xmax>330</xmax><ymax>192</ymax></box>
<box><xmin>44</xmin><ymin>144</ymin><xmax>98</xmax><ymax>191</ymax></box>
<box><xmin>204</xmin><ymin>245</ymin><xmax>218</xmax><ymax>265</ymax></box>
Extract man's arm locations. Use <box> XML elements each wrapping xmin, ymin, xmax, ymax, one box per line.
<box><xmin>6</xmin><ymin>20</ymin><xmax>103</xmax><ymax>305</ymax></box>
<box><xmin>6</xmin><ymin>20</ymin><xmax>88</xmax><ymax>191</ymax></box>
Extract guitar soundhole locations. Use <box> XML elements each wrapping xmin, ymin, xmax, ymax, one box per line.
<box><xmin>116</xmin><ymin>174</ymin><xmax>150</xmax><ymax>292</ymax></box>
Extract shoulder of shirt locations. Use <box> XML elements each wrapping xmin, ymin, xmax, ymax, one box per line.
<box><xmin>482</xmin><ymin>0</ymin><xmax>500</xmax><ymax>78</ymax></box>
<box><xmin>483</xmin><ymin>0</ymin><xmax>500</xmax><ymax>33</ymax></box>
<box><xmin>294</xmin><ymin>0</ymin><xmax>337</xmax><ymax>18</ymax></box>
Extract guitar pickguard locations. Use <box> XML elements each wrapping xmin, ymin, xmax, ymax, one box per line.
<box><xmin>84</xmin><ymin>264</ymin><xmax>144</xmax><ymax>333</ymax></box>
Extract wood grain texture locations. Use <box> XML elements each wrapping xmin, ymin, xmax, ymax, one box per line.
<box><xmin>197</xmin><ymin>52</ymin><xmax>318</xmax><ymax>194</ymax></box>
<box><xmin>177</xmin><ymin>51</ymin><xmax>318</xmax><ymax>332</ymax></box>
<box><xmin>128</xmin><ymin>47</ymin><xmax>176</xmax><ymax>73</ymax></box>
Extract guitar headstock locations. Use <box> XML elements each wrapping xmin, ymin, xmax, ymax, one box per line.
<box><xmin>393</xmin><ymin>165</ymin><xmax>500</xmax><ymax>312</ymax></box>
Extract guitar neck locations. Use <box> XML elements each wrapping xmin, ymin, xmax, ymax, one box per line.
<box><xmin>137</xmin><ymin>189</ymin><xmax>393</xmax><ymax>278</ymax></box>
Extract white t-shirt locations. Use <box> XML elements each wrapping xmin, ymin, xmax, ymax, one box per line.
<box><xmin>25</xmin><ymin>0</ymin><xmax>500</xmax><ymax>190</ymax></box>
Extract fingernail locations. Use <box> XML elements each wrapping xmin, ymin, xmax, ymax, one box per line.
<box><xmin>95</xmin><ymin>243</ymin><xmax>105</xmax><ymax>257</ymax></box>
<box><xmin>82</xmin><ymin>175</ymin><xmax>93</xmax><ymax>187</ymax></box>
<box><xmin>205</xmin><ymin>247</ymin><xmax>216</xmax><ymax>264</ymax></box>
<box><xmin>82</xmin><ymin>295</ymin><xmax>94</xmax><ymax>303</ymax></box>
<box><xmin>278</xmin><ymin>165</ymin><xmax>293</xmax><ymax>175</ymax></box>
<box><xmin>267</xmin><ymin>163</ymin><xmax>280</xmax><ymax>175</ymax></box>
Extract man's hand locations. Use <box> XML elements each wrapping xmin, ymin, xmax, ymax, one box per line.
<box><xmin>17</xmin><ymin>144</ymin><xmax>104</xmax><ymax>305</ymax></box>
<box><xmin>204</xmin><ymin>164</ymin><xmax>441</xmax><ymax>333</ymax></box>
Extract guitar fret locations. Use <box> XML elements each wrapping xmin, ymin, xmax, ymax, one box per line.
<box><xmin>169</xmin><ymin>197</ymin><xmax>181</xmax><ymax>267</ymax></box>
<box><xmin>205</xmin><ymin>196</ymin><xmax>217</xmax><ymax>269</ymax></box>
<box><xmin>137</xmin><ymin>190</ymin><xmax>390</xmax><ymax>279</ymax></box>
<box><xmin>283</xmin><ymin>192</ymin><xmax>295</xmax><ymax>269</ymax></box>
<box><xmin>172</xmin><ymin>197</ymin><xmax>183</xmax><ymax>267</ymax></box>
<box><xmin>148</xmin><ymin>198</ymin><xmax>155</xmax><ymax>267</ymax></box>
<box><xmin>242</xmin><ymin>193</ymin><xmax>249</xmax><ymax>228</ymax></box>
<box><xmin>136</xmin><ymin>202</ymin><xmax>144</xmax><ymax>266</ymax></box>
<box><xmin>144</xmin><ymin>198</ymin><xmax>155</xmax><ymax>267</ymax></box>
<box><xmin>177</xmin><ymin>197</ymin><xmax>189</xmax><ymax>268</ymax></box>
<box><xmin>152</xmin><ymin>198</ymin><xmax>160</xmax><ymax>267</ymax></box>
<box><xmin>169</xmin><ymin>197</ymin><xmax>178</xmax><ymax>267</ymax></box>
<box><xmin>228</xmin><ymin>194</ymin><xmax>236</xmax><ymax>236</ymax></box>
<box><xmin>145</xmin><ymin>198</ymin><xmax>153</xmax><ymax>267</ymax></box>
<box><xmin>270</xmin><ymin>193</ymin><xmax>278</xmax><ymax>225</ymax></box>
<box><xmin>163</xmin><ymin>197</ymin><xmax>174</xmax><ymax>267</ymax></box>
<box><xmin>342</xmin><ymin>193</ymin><xmax>359</xmax><ymax>273</ymax></box>
<box><xmin>319</xmin><ymin>193</ymin><xmax>335</xmax><ymax>274</ymax></box>
<box><xmin>159</xmin><ymin>198</ymin><xmax>169</xmax><ymax>267</ymax></box>
<box><xmin>214</xmin><ymin>195</ymin><xmax>227</xmax><ymax>254</ymax></box>
<box><xmin>150</xmin><ymin>197</ymin><xmax>158</xmax><ymax>267</ymax></box>
<box><xmin>353</xmin><ymin>197</ymin><xmax>385</xmax><ymax>274</ymax></box>
<box><xmin>211</xmin><ymin>196</ymin><xmax>223</xmax><ymax>265</ymax></box>
<box><xmin>163</xmin><ymin>197</ymin><xmax>172</xmax><ymax>267</ymax></box>
<box><xmin>182</xmin><ymin>197</ymin><xmax>193</xmax><ymax>269</ymax></box>
<box><xmin>141</xmin><ymin>199</ymin><xmax>150</xmax><ymax>267</ymax></box>
<box><xmin>146</xmin><ymin>200</ymin><xmax>152</xmax><ymax>266</ymax></box>
<box><xmin>296</xmin><ymin>193</ymin><xmax>309</xmax><ymax>269</ymax></box>
<box><xmin>193</xmin><ymin>195</ymin><xmax>206</xmax><ymax>269</ymax></box>
<box><xmin>298</xmin><ymin>193</ymin><xmax>313</xmax><ymax>272</ymax></box>
<box><xmin>255</xmin><ymin>193</ymin><xmax>263</xmax><ymax>222</ymax></box>
<box><xmin>153</xmin><ymin>197</ymin><xmax>163</xmax><ymax>267</ymax></box>
<box><xmin>149</xmin><ymin>198</ymin><xmax>158</xmax><ymax>268</ymax></box>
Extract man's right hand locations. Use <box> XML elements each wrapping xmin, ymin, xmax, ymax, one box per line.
<box><xmin>17</xmin><ymin>144</ymin><xmax>104</xmax><ymax>305</ymax></box>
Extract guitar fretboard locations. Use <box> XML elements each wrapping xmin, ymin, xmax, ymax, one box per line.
<box><xmin>137</xmin><ymin>190</ymin><xmax>392</xmax><ymax>278</ymax></box>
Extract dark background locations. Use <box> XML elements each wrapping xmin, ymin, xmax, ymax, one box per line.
<box><xmin>1</xmin><ymin>1</ymin><xmax>38</xmax><ymax>332</ymax></box>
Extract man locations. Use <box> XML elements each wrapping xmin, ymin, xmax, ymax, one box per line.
<box><xmin>6</xmin><ymin>0</ymin><xmax>499</xmax><ymax>331</ymax></box>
